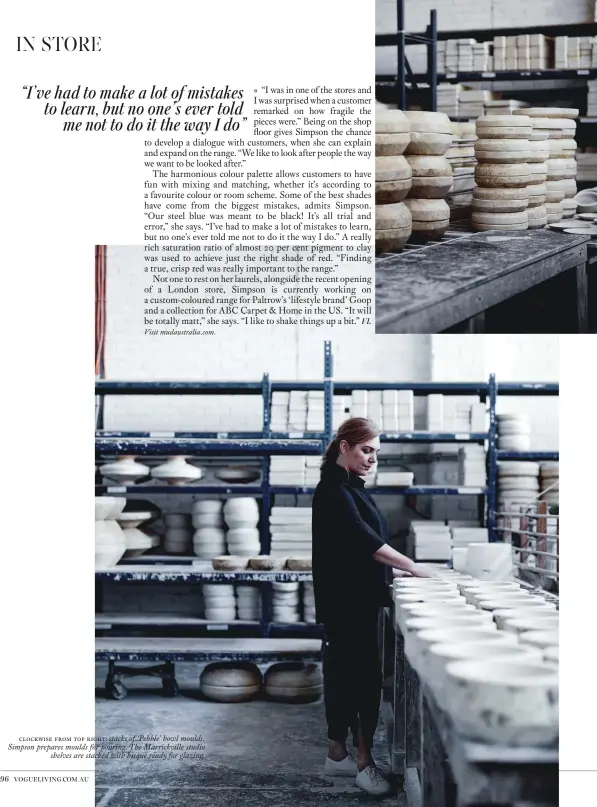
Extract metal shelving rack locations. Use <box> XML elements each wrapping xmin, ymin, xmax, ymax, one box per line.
<box><xmin>95</xmin><ymin>348</ymin><xmax>559</xmax><ymax>674</ymax></box>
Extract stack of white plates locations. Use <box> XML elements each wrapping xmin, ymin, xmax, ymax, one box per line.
<box><xmin>303</xmin><ymin>582</ymin><xmax>316</xmax><ymax>623</ymax></box>
<box><xmin>498</xmin><ymin>461</ymin><xmax>539</xmax><ymax>511</ymax></box>
<box><xmin>497</xmin><ymin>413</ymin><xmax>531</xmax><ymax>452</ymax></box>
<box><xmin>376</xmin><ymin>470</ymin><xmax>414</xmax><ymax>486</ymax></box>
<box><xmin>458</xmin><ymin>445</ymin><xmax>487</xmax><ymax>486</ymax></box>
<box><xmin>192</xmin><ymin>500</ymin><xmax>226</xmax><ymax>558</ymax></box>
<box><xmin>540</xmin><ymin>462</ymin><xmax>559</xmax><ymax>505</ymax></box>
<box><xmin>305</xmin><ymin>457</ymin><xmax>321</xmax><ymax>487</ymax></box>
<box><xmin>163</xmin><ymin>513</ymin><xmax>192</xmax><ymax>554</ymax></box>
<box><xmin>410</xmin><ymin>522</ymin><xmax>451</xmax><ymax>561</ymax></box>
<box><xmin>203</xmin><ymin>583</ymin><xmax>236</xmax><ymax>622</ymax></box>
<box><xmin>269</xmin><ymin>507</ymin><xmax>312</xmax><ymax>558</ymax></box>
<box><xmin>270</xmin><ymin>456</ymin><xmax>306</xmax><ymax>486</ymax></box>
<box><xmin>235</xmin><ymin>585</ymin><xmax>261</xmax><ymax>621</ymax></box>
<box><xmin>272</xmin><ymin>582</ymin><xmax>301</xmax><ymax>623</ymax></box>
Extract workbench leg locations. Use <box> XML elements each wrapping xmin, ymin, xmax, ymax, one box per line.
<box><xmin>422</xmin><ymin>694</ymin><xmax>456</xmax><ymax>807</ymax></box>
<box><xmin>576</xmin><ymin>262</ymin><xmax>589</xmax><ymax>333</ymax></box>
<box><xmin>405</xmin><ymin>656</ymin><xmax>421</xmax><ymax>771</ymax></box>
<box><xmin>465</xmin><ymin>312</ymin><xmax>485</xmax><ymax>334</ymax></box>
<box><xmin>394</xmin><ymin>630</ymin><xmax>406</xmax><ymax>774</ymax></box>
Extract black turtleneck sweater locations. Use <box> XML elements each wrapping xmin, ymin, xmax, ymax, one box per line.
<box><xmin>312</xmin><ymin>461</ymin><xmax>393</xmax><ymax>627</ymax></box>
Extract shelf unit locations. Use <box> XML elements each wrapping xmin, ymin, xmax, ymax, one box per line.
<box><xmin>95</xmin><ymin>345</ymin><xmax>559</xmax><ymax>651</ymax></box>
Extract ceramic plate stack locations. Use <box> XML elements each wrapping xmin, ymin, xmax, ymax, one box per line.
<box><xmin>264</xmin><ymin>662</ymin><xmax>323</xmax><ymax>702</ymax></box>
<box><xmin>472</xmin><ymin>115</ymin><xmax>532</xmax><ymax>232</ymax></box>
<box><xmin>192</xmin><ymin>500</ymin><xmax>226</xmax><ymax>559</ymax></box>
<box><xmin>410</xmin><ymin>522</ymin><xmax>451</xmax><ymax>562</ymax></box>
<box><xmin>272</xmin><ymin>581</ymin><xmax>301</xmax><ymax>623</ymax></box>
<box><xmin>270</xmin><ymin>391</ymin><xmax>289</xmax><ymax>431</ymax></box>
<box><xmin>306</xmin><ymin>391</ymin><xmax>325</xmax><ymax>433</ymax></box>
<box><xmin>515</xmin><ymin>114</ymin><xmax>549</xmax><ymax>229</ymax></box>
<box><xmin>202</xmin><ymin>583</ymin><xmax>236</xmax><ymax>622</ymax></box>
<box><xmin>404</xmin><ymin>111</ymin><xmax>453</xmax><ymax>242</ymax></box>
<box><xmin>497</xmin><ymin>461</ymin><xmax>539</xmax><ymax>511</ymax></box>
<box><xmin>457</xmin><ymin>445</ymin><xmax>486</xmax><ymax>486</ymax></box>
<box><xmin>515</xmin><ymin>108</ymin><xmax>578</xmax><ymax>222</ymax></box>
<box><xmin>269</xmin><ymin>507</ymin><xmax>312</xmax><ymax>558</ymax></box>
<box><xmin>95</xmin><ymin>497</ymin><xmax>127</xmax><ymax>567</ymax></box>
<box><xmin>437</xmin><ymin>84</ymin><xmax>460</xmax><ymax>118</ymax></box>
<box><xmin>163</xmin><ymin>513</ymin><xmax>192</xmax><ymax>554</ymax></box>
<box><xmin>270</xmin><ymin>456</ymin><xmax>305</xmax><ymax>486</ymax></box>
<box><xmin>235</xmin><ymin>585</ymin><xmax>261</xmax><ymax>621</ymax></box>
<box><xmin>376</xmin><ymin>470</ymin><xmax>414</xmax><ymax>486</ymax></box>
<box><xmin>305</xmin><ymin>457</ymin><xmax>320</xmax><ymax>487</ymax></box>
<box><xmin>497</xmin><ymin>413</ymin><xmax>531</xmax><ymax>452</ymax></box>
<box><xmin>150</xmin><ymin>456</ymin><xmax>202</xmax><ymax>485</ymax></box>
<box><xmin>99</xmin><ymin>455</ymin><xmax>150</xmax><ymax>485</ymax></box>
<box><xmin>375</xmin><ymin>107</ymin><xmax>412</xmax><ymax>252</ymax></box>
<box><xmin>303</xmin><ymin>582</ymin><xmax>316</xmax><ymax>623</ymax></box>
<box><xmin>540</xmin><ymin>463</ymin><xmax>559</xmax><ymax>506</ymax></box>
<box><xmin>200</xmin><ymin>662</ymin><xmax>261</xmax><ymax>702</ymax></box>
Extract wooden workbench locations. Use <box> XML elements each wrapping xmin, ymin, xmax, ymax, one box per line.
<box><xmin>376</xmin><ymin>229</ymin><xmax>591</xmax><ymax>333</ymax></box>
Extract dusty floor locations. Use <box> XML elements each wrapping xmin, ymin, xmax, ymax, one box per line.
<box><xmin>95</xmin><ymin>662</ymin><xmax>405</xmax><ymax>807</ymax></box>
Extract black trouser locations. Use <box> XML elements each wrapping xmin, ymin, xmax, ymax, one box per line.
<box><xmin>322</xmin><ymin>608</ymin><xmax>382</xmax><ymax>749</ymax></box>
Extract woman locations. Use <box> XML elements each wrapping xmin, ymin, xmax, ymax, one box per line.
<box><xmin>312</xmin><ymin>417</ymin><xmax>432</xmax><ymax>796</ymax></box>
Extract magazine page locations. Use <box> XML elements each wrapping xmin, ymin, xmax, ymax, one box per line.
<box><xmin>2</xmin><ymin>1</ymin><xmax>596</xmax><ymax>806</ymax></box>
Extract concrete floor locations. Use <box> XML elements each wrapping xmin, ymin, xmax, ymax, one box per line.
<box><xmin>95</xmin><ymin>663</ymin><xmax>406</xmax><ymax>807</ymax></box>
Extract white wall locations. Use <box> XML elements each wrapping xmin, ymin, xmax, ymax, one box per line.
<box><xmin>376</xmin><ymin>0</ymin><xmax>595</xmax><ymax>75</ymax></box>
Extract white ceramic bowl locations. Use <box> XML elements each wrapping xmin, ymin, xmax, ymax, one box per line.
<box><xmin>95</xmin><ymin>497</ymin><xmax>126</xmax><ymax>521</ymax></box>
<box><xmin>405</xmin><ymin>622</ymin><xmax>500</xmax><ymax>671</ymax></box>
<box><xmin>493</xmin><ymin>606</ymin><xmax>556</xmax><ymax>629</ymax></box>
<box><xmin>518</xmin><ymin>630</ymin><xmax>559</xmax><ymax>651</ymax></box>
<box><xmin>502</xmin><ymin>614</ymin><xmax>559</xmax><ymax>635</ymax></box>
<box><xmin>192</xmin><ymin>500</ymin><xmax>223</xmax><ymax>514</ymax></box>
<box><xmin>443</xmin><ymin>658</ymin><xmax>558</xmax><ymax>746</ymax></box>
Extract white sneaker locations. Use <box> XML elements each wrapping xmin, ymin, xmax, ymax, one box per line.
<box><xmin>324</xmin><ymin>754</ymin><xmax>358</xmax><ymax>777</ymax></box>
<box><xmin>355</xmin><ymin>765</ymin><xmax>391</xmax><ymax>796</ymax></box>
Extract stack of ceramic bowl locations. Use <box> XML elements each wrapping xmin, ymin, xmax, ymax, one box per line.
<box><xmin>540</xmin><ymin>462</ymin><xmax>559</xmax><ymax>505</ymax></box>
<box><xmin>116</xmin><ymin>509</ymin><xmax>155</xmax><ymax>558</ymax></box>
<box><xmin>150</xmin><ymin>456</ymin><xmax>202</xmax><ymax>485</ymax></box>
<box><xmin>224</xmin><ymin>498</ymin><xmax>260</xmax><ymax>556</ymax></box>
<box><xmin>264</xmin><ymin>662</ymin><xmax>323</xmax><ymax>702</ymax></box>
<box><xmin>202</xmin><ymin>583</ymin><xmax>236</xmax><ymax>622</ymax></box>
<box><xmin>375</xmin><ymin>107</ymin><xmax>412</xmax><ymax>253</ymax></box>
<box><xmin>272</xmin><ymin>581</ymin><xmax>300</xmax><ymax>623</ymax></box>
<box><xmin>518</xmin><ymin>117</ymin><xmax>549</xmax><ymax>229</ymax></box>
<box><xmin>192</xmin><ymin>500</ymin><xmax>226</xmax><ymax>558</ymax></box>
<box><xmin>404</xmin><ymin>111</ymin><xmax>453</xmax><ymax>241</ymax></box>
<box><xmin>497</xmin><ymin>413</ymin><xmax>531</xmax><ymax>452</ymax></box>
<box><xmin>163</xmin><ymin>513</ymin><xmax>192</xmax><ymax>554</ymax></box>
<box><xmin>235</xmin><ymin>585</ymin><xmax>261</xmax><ymax>621</ymax></box>
<box><xmin>472</xmin><ymin>115</ymin><xmax>532</xmax><ymax>232</ymax></box>
<box><xmin>200</xmin><ymin>662</ymin><xmax>261</xmax><ymax>702</ymax></box>
<box><xmin>95</xmin><ymin>497</ymin><xmax>127</xmax><ymax>567</ymax></box>
<box><xmin>498</xmin><ymin>461</ymin><xmax>539</xmax><ymax>509</ymax></box>
<box><xmin>515</xmin><ymin>108</ymin><xmax>578</xmax><ymax>223</ymax></box>
<box><xmin>302</xmin><ymin>582</ymin><xmax>316</xmax><ymax>623</ymax></box>
<box><xmin>99</xmin><ymin>456</ymin><xmax>150</xmax><ymax>485</ymax></box>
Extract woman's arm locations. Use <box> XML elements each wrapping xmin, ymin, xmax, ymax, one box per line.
<box><xmin>373</xmin><ymin>543</ymin><xmax>436</xmax><ymax>578</ymax></box>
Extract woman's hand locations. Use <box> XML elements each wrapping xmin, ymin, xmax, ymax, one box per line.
<box><xmin>410</xmin><ymin>564</ymin><xmax>436</xmax><ymax>579</ymax></box>
<box><xmin>392</xmin><ymin>567</ymin><xmax>413</xmax><ymax>578</ymax></box>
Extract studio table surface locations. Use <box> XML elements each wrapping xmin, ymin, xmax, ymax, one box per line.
<box><xmin>376</xmin><ymin>229</ymin><xmax>590</xmax><ymax>333</ymax></box>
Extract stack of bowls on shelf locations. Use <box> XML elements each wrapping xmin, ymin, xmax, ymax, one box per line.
<box><xmin>497</xmin><ymin>461</ymin><xmax>540</xmax><ymax>513</ymax></box>
<box><xmin>235</xmin><ymin>585</ymin><xmax>261</xmax><ymax>621</ymax></box>
<box><xmin>446</xmin><ymin>122</ymin><xmax>477</xmax><ymax>217</ymax></box>
<box><xmin>497</xmin><ymin>412</ymin><xmax>531</xmax><ymax>452</ymax></box>
<box><xmin>116</xmin><ymin>509</ymin><xmax>156</xmax><ymax>558</ymax></box>
<box><xmin>224</xmin><ymin>498</ymin><xmax>261</xmax><ymax>557</ymax></box>
<box><xmin>375</xmin><ymin>107</ymin><xmax>412</xmax><ymax>253</ymax></box>
<box><xmin>163</xmin><ymin>513</ymin><xmax>192</xmax><ymax>554</ymax></box>
<box><xmin>404</xmin><ymin>111</ymin><xmax>453</xmax><ymax>242</ymax></box>
<box><xmin>540</xmin><ymin>463</ymin><xmax>559</xmax><ymax>505</ymax></box>
<box><xmin>302</xmin><ymin>582</ymin><xmax>316</xmax><ymax>623</ymax></box>
<box><xmin>200</xmin><ymin>662</ymin><xmax>262</xmax><ymax>703</ymax></box>
<box><xmin>471</xmin><ymin>115</ymin><xmax>532</xmax><ymax>232</ymax></box>
<box><xmin>99</xmin><ymin>455</ymin><xmax>150</xmax><ymax>485</ymax></box>
<box><xmin>272</xmin><ymin>581</ymin><xmax>300</xmax><ymax>623</ymax></box>
<box><xmin>202</xmin><ymin>583</ymin><xmax>236</xmax><ymax>622</ymax></box>
<box><xmin>95</xmin><ymin>497</ymin><xmax>127</xmax><ymax>567</ymax></box>
<box><xmin>192</xmin><ymin>500</ymin><xmax>226</xmax><ymax>559</ymax></box>
<box><xmin>515</xmin><ymin>108</ymin><xmax>578</xmax><ymax>222</ymax></box>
